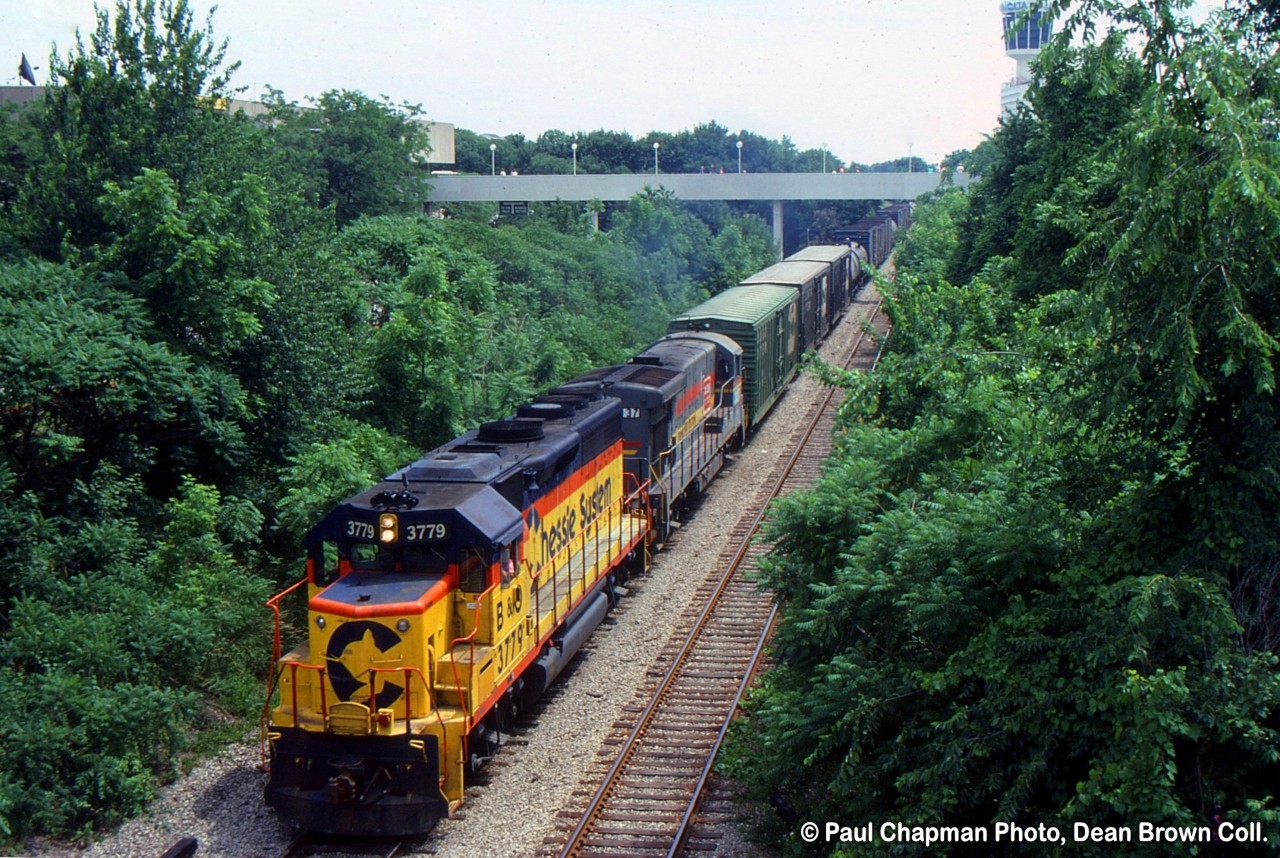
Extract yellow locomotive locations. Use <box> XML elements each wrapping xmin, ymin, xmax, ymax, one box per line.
<box><xmin>263</xmin><ymin>388</ymin><xmax>648</xmax><ymax>835</ymax></box>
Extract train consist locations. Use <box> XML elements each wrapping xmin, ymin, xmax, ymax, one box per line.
<box><xmin>831</xmin><ymin>201</ymin><xmax>911</xmax><ymax>267</ymax></box>
<box><xmin>262</xmin><ymin>215</ymin><xmax>900</xmax><ymax>836</ymax></box>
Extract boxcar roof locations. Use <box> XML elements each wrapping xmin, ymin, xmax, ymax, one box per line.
<box><xmin>787</xmin><ymin>245</ymin><xmax>851</xmax><ymax>263</ymax></box>
<box><xmin>671</xmin><ymin>284</ymin><xmax>797</xmax><ymax>326</ymax></box>
<box><xmin>740</xmin><ymin>259</ymin><xmax>831</xmax><ymax>286</ymax></box>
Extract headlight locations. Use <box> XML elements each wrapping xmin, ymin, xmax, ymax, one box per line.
<box><xmin>379</xmin><ymin>513</ymin><xmax>398</xmax><ymax>543</ymax></box>
<box><xmin>315</xmin><ymin>616</ymin><xmax>326</xmax><ymax>628</ymax></box>
<box><xmin>396</xmin><ymin>619</ymin><xmax>410</xmax><ymax>633</ymax></box>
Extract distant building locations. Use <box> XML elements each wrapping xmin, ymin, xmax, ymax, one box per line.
<box><xmin>1000</xmin><ymin>1</ymin><xmax>1052</xmax><ymax>115</ymax></box>
<box><xmin>417</xmin><ymin>120</ymin><xmax>456</xmax><ymax>167</ymax></box>
<box><xmin>0</xmin><ymin>85</ymin><xmax>44</xmax><ymax>108</ymax></box>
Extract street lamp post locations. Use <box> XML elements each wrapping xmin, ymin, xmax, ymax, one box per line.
<box><xmin>571</xmin><ymin>141</ymin><xmax>578</xmax><ymax>176</ymax></box>
<box><xmin>653</xmin><ymin>141</ymin><xmax>660</xmax><ymax>175</ymax></box>
<box><xmin>737</xmin><ymin>139</ymin><xmax>743</xmax><ymax>173</ymax></box>
<box><xmin>490</xmin><ymin>143</ymin><xmax>496</xmax><ymax>176</ymax></box>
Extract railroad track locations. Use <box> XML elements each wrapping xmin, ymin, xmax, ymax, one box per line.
<box><xmin>546</xmin><ymin>286</ymin><xmax>890</xmax><ymax>858</ymax></box>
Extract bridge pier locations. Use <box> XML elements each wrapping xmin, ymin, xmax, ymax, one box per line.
<box><xmin>771</xmin><ymin>200</ymin><xmax>784</xmax><ymax>259</ymax></box>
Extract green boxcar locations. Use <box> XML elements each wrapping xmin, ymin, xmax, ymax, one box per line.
<box><xmin>740</xmin><ymin>259</ymin><xmax>830</xmax><ymax>355</ymax></box>
<box><xmin>668</xmin><ymin>284</ymin><xmax>799</xmax><ymax>429</ymax></box>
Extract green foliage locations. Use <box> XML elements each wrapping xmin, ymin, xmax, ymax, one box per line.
<box><xmin>949</xmin><ymin>33</ymin><xmax>1144</xmax><ymax>298</ymax></box>
<box><xmin>454</xmin><ymin>121</ymin><xmax>850</xmax><ymax>178</ymax></box>
<box><xmin>19</xmin><ymin>0</ymin><xmax>241</xmax><ymax>258</ymax></box>
<box><xmin>0</xmin><ymin>472</ymin><xmax>269</xmax><ymax>839</ymax></box>
<box><xmin>337</xmin><ymin>207</ymin><xmax>768</xmax><ymax>450</ymax></box>
<box><xmin>265</xmin><ymin>88</ymin><xmax>430</xmax><ymax>225</ymax></box>
<box><xmin>724</xmin><ymin>6</ymin><xmax>1280</xmax><ymax>838</ymax></box>
<box><xmin>0</xmin><ymin>260</ymin><xmax>249</xmax><ymax>501</ymax></box>
<box><xmin>97</xmin><ymin>167</ymin><xmax>277</xmax><ymax>356</ymax></box>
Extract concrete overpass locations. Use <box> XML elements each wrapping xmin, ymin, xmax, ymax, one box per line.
<box><xmin>426</xmin><ymin>171</ymin><xmax>968</xmax><ymax>250</ymax></box>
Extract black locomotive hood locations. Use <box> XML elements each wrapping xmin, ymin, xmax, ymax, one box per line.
<box><xmin>308</xmin><ymin>481</ymin><xmax>523</xmax><ymax>550</ymax></box>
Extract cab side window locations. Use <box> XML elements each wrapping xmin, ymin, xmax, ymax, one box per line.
<box><xmin>310</xmin><ymin>541</ymin><xmax>340</xmax><ymax>586</ymax></box>
<box><xmin>500</xmin><ymin>543</ymin><xmax>517</xmax><ymax>587</ymax></box>
<box><xmin>459</xmin><ymin>547</ymin><xmax>487</xmax><ymax>592</ymax></box>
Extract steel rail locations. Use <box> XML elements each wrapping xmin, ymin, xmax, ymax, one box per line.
<box><xmin>665</xmin><ymin>295</ymin><xmax>888</xmax><ymax>857</ymax></box>
<box><xmin>558</xmin><ymin>291</ymin><xmax>889</xmax><ymax>857</ymax></box>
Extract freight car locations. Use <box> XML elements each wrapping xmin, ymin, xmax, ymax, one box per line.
<box><xmin>739</xmin><ymin>260</ymin><xmax>831</xmax><ymax>354</ymax></box>
<box><xmin>262</xmin><ymin>233</ymin><xmax>895</xmax><ymax>837</ymax></box>
<box><xmin>784</xmin><ymin>243</ymin><xmax>861</xmax><ymax>333</ymax></box>
<box><xmin>668</xmin><ymin>283</ymin><xmax>800</xmax><ymax>429</ymax></box>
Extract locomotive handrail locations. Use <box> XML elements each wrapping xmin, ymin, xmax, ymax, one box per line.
<box><xmin>714</xmin><ymin>374</ymin><xmax>737</xmax><ymax>407</ymax></box>
<box><xmin>621</xmin><ymin>470</ymin><xmax>651</xmax><ymax>507</ymax></box>
<box><xmin>259</xmin><ymin>661</ymin><xmax>284</xmax><ymax>770</ymax></box>
<box><xmin>446</xmin><ymin>580</ymin><xmax>497</xmax><ymax>731</ymax></box>
<box><xmin>266</xmin><ymin>575</ymin><xmax>309</xmax><ymax>664</ymax></box>
<box><xmin>526</xmin><ymin>476</ymin><xmax>649</xmax><ymax>588</ymax></box>
<box><xmin>260</xmin><ymin>575</ymin><xmax>313</xmax><ymax>769</ymax></box>
<box><xmin>263</xmin><ymin>662</ymin><xmax>328</xmax><ymax>770</ymax></box>
<box><xmin>285</xmin><ymin>662</ymin><xmax>329</xmax><ymax>727</ymax></box>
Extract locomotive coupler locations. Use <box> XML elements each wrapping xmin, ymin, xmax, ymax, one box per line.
<box><xmin>326</xmin><ymin>771</ymin><xmax>358</xmax><ymax>804</ymax></box>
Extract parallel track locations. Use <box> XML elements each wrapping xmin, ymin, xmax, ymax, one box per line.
<box><xmin>549</xmin><ymin>286</ymin><xmax>890</xmax><ymax>858</ymax></box>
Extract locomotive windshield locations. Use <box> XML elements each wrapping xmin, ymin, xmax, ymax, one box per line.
<box><xmin>349</xmin><ymin>542</ymin><xmax>449</xmax><ymax>575</ymax></box>
<box><xmin>310</xmin><ymin>538</ymin><xmax>450</xmax><ymax>585</ymax></box>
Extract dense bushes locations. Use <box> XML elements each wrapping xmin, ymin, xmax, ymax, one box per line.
<box><xmin>724</xmin><ymin>3</ymin><xmax>1280</xmax><ymax>855</ymax></box>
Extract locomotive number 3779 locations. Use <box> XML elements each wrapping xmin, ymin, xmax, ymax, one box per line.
<box><xmin>344</xmin><ymin>521</ymin><xmax>448</xmax><ymax>540</ymax></box>
<box><xmin>405</xmin><ymin>523</ymin><xmax>448</xmax><ymax>541</ymax></box>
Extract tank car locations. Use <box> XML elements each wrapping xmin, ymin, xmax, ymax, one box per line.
<box><xmin>850</xmin><ymin>242</ymin><xmax>870</xmax><ymax>291</ymax></box>
<box><xmin>835</xmin><ymin>215</ymin><xmax>895</xmax><ymax>267</ymax></box>
<box><xmin>263</xmin><ymin>390</ymin><xmax>649</xmax><ymax>835</ymax></box>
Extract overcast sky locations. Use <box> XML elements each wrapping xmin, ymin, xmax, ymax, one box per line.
<box><xmin>5</xmin><ymin>1</ymin><xmax>1225</xmax><ymax>166</ymax></box>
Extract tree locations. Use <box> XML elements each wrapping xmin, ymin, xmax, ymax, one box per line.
<box><xmin>0</xmin><ymin>259</ymin><xmax>248</xmax><ymax>504</ymax></box>
<box><xmin>266</xmin><ymin>88</ymin><xmax>430</xmax><ymax>225</ymax></box>
<box><xmin>19</xmin><ymin>0</ymin><xmax>241</xmax><ymax>258</ymax></box>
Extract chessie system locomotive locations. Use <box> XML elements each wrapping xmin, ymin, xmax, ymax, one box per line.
<box><xmin>261</xmin><ymin>220</ymin><xmax>900</xmax><ymax>835</ymax></box>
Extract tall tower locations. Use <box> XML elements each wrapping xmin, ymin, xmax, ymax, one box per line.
<box><xmin>1000</xmin><ymin>1</ymin><xmax>1052</xmax><ymax>115</ymax></box>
